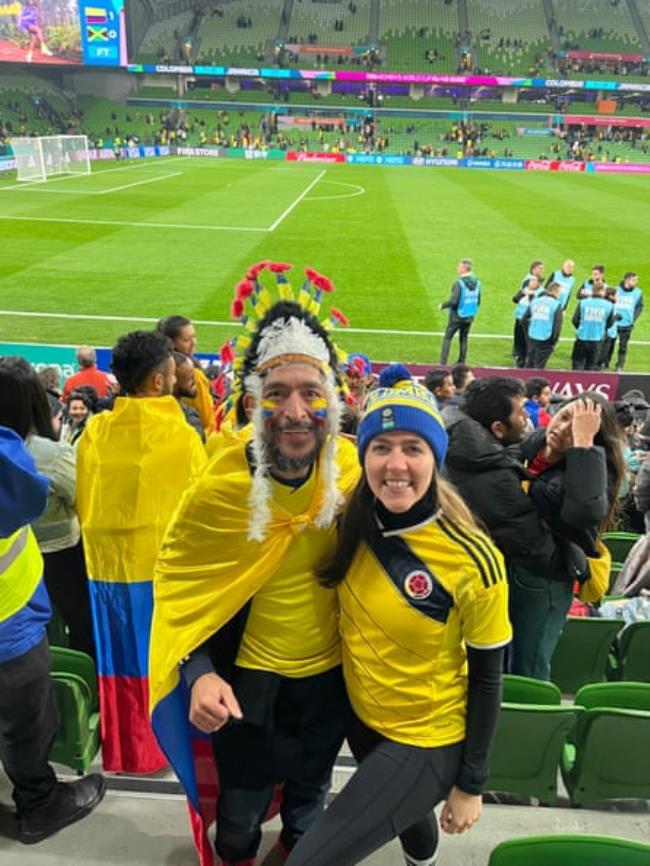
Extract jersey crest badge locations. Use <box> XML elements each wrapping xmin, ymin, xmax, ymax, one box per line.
<box><xmin>404</xmin><ymin>570</ymin><xmax>433</xmax><ymax>600</ymax></box>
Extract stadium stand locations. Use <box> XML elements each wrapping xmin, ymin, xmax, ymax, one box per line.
<box><xmin>554</xmin><ymin>0</ymin><xmax>642</xmax><ymax>53</ymax></box>
<box><xmin>379</xmin><ymin>0</ymin><xmax>459</xmax><ymax>73</ymax></box>
<box><xmin>195</xmin><ymin>0</ymin><xmax>284</xmax><ymax>66</ymax></box>
<box><xmin>137</xmin><ymin>11</ymin><xmax>194</xmax><ymax>62</ymax></box>
<box><xmin>289</xmin><ymin>0</ymin><xmax>371</xmax><ymax>46</ymax></box>
<box><xmin>467</xmin><ymin>0</ymin><xmax>551</xmax><ymax>75</ymax></box>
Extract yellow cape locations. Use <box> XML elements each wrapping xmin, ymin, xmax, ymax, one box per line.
<box><xmin>182</xmin><ymin>366</ymin><xmax>215</xmax><ymax>436</ymax></box>
<box><xmin>149</xmin><ymin>434</ymin><xmax>360</xmax><ymax>710</ymax></box>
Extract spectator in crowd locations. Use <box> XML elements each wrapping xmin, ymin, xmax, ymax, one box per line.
<box><xmin>633</xmin><ymin>450</ymin><xmax>650</xmax><ymax>532</ymax></box>
<box><xmin>444</xmin><ymin>377</ymin><xmax>588</xmax><ymax>676</ymax></box>
<box><xmin>37</xmin><ymin>366</ymin><xmax>62</xmax><ymax>398</ymax></box>
<box><xmin>523</xmin><ymin>282</ymin><xmax>563</xmax><ymax>369</ymax></box>
<box><xmin>425</xmin><ymin>367</ymin><xmax>456</xmax><ymax>409</ymax></box>
<box><xmin>0</xmin><ymin>425</ymin><xmax>105</xmax><ymax>845</ymax></box>
<box><xmin>612</xmin><ymin>271</ymin><xmax>644</xmax><ymax>371</ymax></box>
<box><xmin>511</xmin><ymin>275</ymin><xmax>539</xmax><ymax>368</ymax></box>
<box><xmin>545</xmin><ymin>259</ymin><xmax>575</xmax><ymax>310</ymax></box>
<box><xmin>76</xmin><ymin>330</ymin><xmax>206</xmax><ymax>774</ymax></box>
<box><xmin>440</xmin><ymin>363</ymin><xmax>474</xmax><ymax>427</ymax></box>
<box><xmin>524</xmin><ymin>377</ymin><xmax>552</xmax><ymax>429</ymax></box>
<box><xmin>157</xmin><ymin>315</ymin><xmax>215</xmax><ymax>436</ymax></box>
<box><xmin>173</xmin><ymin>351</ymin><xmax>205</xmax><ymax>442</ymax></box>
<box><xmin>513</xmin><ymin>396</ymin><xmax>624</xmax><ymax>678</ymax></box>
<box><xmin>343</xmin><ymin>353</ymin><xmax>373</xmax><ymax>407</ymax></box>
<box><xmin>149</xmin><ymin>296</ymin><xmax>360</xmax><ymax>866</ymax></box>
<box><xmin>62</xmin><ymin>346</ymin><xmax>113</xmax><ymax>401</ymax></box>
<box><xmin>61</xmin><ymin>390</ymin><xmax>93</xmax><ymax>446</ymax></box>
<box><xmin>576</xmin><ymin>264</ymin><xmax>607</xmax><ymax>300</ymax></box>
<box><xmin>439</xmin><ymin>259</ymin><xmax>482</xmax><ymax>365</ymax></box>
<box><xmin>284</xmin><ymin>368</ymin><xmax>510</xmax><ymax>866</ymax></box>
<box><xmin>0</xmin><ymin>358</ymin><xmax>95</xmax><ymax>659</ymax></box>
<box><xmin>571</xmin><ymin>283</ymin><xmax>616</xmax><ymax>371</ymax></box>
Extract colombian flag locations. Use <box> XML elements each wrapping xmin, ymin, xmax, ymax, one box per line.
<box><xmin>76</xmin><ymin>397</ymin><xmax>207</xmax><ymax>774</ymax></box>
<box><xmin>85</xmin><ymin>6</ymin><xmax>107</xmax><ymax>23</ymax></box>
<box><xmin>149</xmin><ymin>435</ymin><xmax>360</xmax><ymax>863</ymax></box>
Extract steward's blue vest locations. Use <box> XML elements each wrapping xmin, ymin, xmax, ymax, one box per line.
<box><xmin>457</xmin><ymin>277</ymin><xmax>481</xmax><ymax>319</ymax></box>
<box><xmin>607</xmin><ymin>319</ymin><xmax>618</xmax><ymax>339</ymax></box>
<box><xmin>615</xmin><ymin>287</ymin><xmax>642</xmax><ymax>329</ymax></box>
<box><xmin>579</xmin><ymin>281</ymin><xmax>593</xmax><ymax>298</ymax></box>
<box><xmin>527</xmin><ymin>294</ymin><xmax>562</xmax><ymax>341</ymax></box>
<box><xmin>551</xmin><ymin>270</ymin><xmax>575</xmax><ymax>310</ymax></box>
<box><xmin>514</xmin><ymin>293</ymin><xmax>532</xmax><ymax>320</ymax></box>
<box><xmin>576</xmin><ymin>298</ymin><xmax>613</xmax><ymax>341</ymax></box>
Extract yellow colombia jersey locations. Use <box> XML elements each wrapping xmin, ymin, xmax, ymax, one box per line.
<box><xmin>236</xmin><ymin>470</ymin><xmax>341</xmax><ymax>677</ymax></box>
<box><xmin>339</xmin><ymin>514</ymin><xmax>512</xmax><ymax>747</ymax></box>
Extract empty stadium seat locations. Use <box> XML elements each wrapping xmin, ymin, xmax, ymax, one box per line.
<box><xmin>601</xmin><ymin>531</ymin><xmax>642</xmax><ymax>566</ymax></box>
<box><xmin>489</xmin><ymin>834</ymin><xmax>650</xmax><ymax>866</ymax></box>
<box><xmin>486</xmin><ymin>703</ymin><xmax>581</xmax><ymax>804</ymax></box>
<box><xmin>611</xmin><ymin>622</ymin><xmax>650</xmax><ymax>683</ymax></box>
<box><xmin>502</xmin><ymin>674</ymin><xmax>561</xmax><ymax>705</ymax></box>
<box><xmin>550</xmin><ymin>617</ymin><xmax>622</xmax><ymax>693</ymax></box>
<box><xmin>49</xmin><ymin>647</ymin><xmax>100</xmax><ymax>772</ymax></box>
<box><xmin>561</xmin><ymin>707</ymin><xmax>650</xmax><ymax>806</ymax></box>
<box><xmin>574</xmin><ymin>680</ymin><xmax>650</xmax><ymax>712</ymax></box>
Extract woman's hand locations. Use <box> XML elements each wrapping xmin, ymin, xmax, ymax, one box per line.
<box><xmin>439</xmin><ymin>786</ymin><xmax>482</xmax><ymax>834</ymax></box>
<box><xmin>571</xmin><ymin>399</ymin><xmax>602</xmax><ymax>448</ymax></box>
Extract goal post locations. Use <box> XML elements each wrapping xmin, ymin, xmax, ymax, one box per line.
<box><xmin>10</xmin><ymin>135</ymin><xmax>91</xmax><ymax>182</ymax></box>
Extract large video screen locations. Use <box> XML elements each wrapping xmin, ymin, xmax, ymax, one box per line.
<box><xmin>0</xmin><ymin>0</ymin><xmax>126</xmax><ymax>66</ymax></box>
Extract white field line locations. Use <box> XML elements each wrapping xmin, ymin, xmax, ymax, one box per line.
<box><xmin>304</xmin><ymin>181</ymin><xmax>365</xmax><ymax>201</ymax></box>
<box><xmin>96</xmin><ymin>171</ymin><xmax>183</xmax><ymax>195</ymax></box>
<box><xmin>0</xmin><ymin>214</ymin><xmax>268</xmax><ymax>232</ymax></box>
<box><xmin>0</xmin><ymin>309</ymin><xmax>648</xmax><ymax>346</ymax></box>
<box><xmin>267</xmin><ymin>169</ymin><xmax>326</xmax><ymax>231</ymax></box>
<box><xmin>0</xmin><ymin>160</ymin><xmax>172</xmax><ymax>192</ymax></box>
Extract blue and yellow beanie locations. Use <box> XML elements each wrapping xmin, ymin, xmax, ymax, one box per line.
<box><xmin>357</xmin><ymin>364</ymin><xmax>448</xmax><ymax>468</ymax></box>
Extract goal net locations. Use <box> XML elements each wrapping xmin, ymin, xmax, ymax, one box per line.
<box><xmin>10</xmin><ymin>135</ymin><xmax>91</xmax><ymax>182</ymax></box>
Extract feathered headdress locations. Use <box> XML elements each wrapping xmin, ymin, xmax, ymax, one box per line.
<box><xmin>219</xmin><ymin>261</ymin><xmax>352</xmax><ymax>541</ymax></box>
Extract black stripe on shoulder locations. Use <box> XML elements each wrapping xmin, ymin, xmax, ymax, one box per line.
<box><xmin>437</xmin><ymin>517</ymin><xmax>490</xmax><ymax>590</ymax></box>
<box><xmin>442</xmin><ymin>517</ymin><xmax>503</xmax><ymax>586</ymax></box>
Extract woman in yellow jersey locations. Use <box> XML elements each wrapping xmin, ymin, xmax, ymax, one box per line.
<box><xmin>285</xmin><ymin>366</ymin><xmax>512</xmax><ymax>866</ymax></box>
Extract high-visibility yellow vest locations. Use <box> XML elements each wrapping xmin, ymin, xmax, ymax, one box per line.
<box><xmin>0</xmin><ymin>526</ymin><xmax>43</xmax><ymax>623</ymax></box>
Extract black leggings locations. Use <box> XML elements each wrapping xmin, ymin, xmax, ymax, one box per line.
<box><xmin>284</xmin><ymin>713</ymin><xmax>463</xmax><ymax>866</ymax></box>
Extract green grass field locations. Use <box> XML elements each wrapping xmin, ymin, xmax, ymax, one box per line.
<box><xmin>1</xmin><ymin>156</ymin><xmax>649</xmax><ymax>372</ymax></box>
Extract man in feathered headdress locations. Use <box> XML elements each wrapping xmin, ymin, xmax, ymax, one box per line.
<box><xmin>149</xmin><ymin>263</ymin><xmax>360</xmax><ymax>866</ymax></box>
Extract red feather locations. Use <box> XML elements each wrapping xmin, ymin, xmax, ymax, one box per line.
<box><xmin>230</xmin><ymin>297</ymin><xmax>245</xmax><ymax>319</ymax></box>
<box><xmin>304</xmin><ymin>267</ymin><xmax>320</xmax><ymax>282</ymax></box>
<box><xmin>236</xmin><ymin>279</ymin><xmax>255</xmax><ymax>299</ymax></box>
<box><xmin>246</xmin><ymin>260</ymin><xmax>270</xmax><ymax>279</ymax></box>
<box><xmin>314</xmin><ymin>275</ymin><xmax>334</xmax><ymax>293</ymax></box>
<box><xmin>219</xmin><ymin>340</ymin><xmax>235</xmax><ymax>364</ymax></box>
<box><xmin>331</xmin><ymin>307</ymin><xmax>349</xmax><ymax>326</ymax></box>
<box><xmin>269</xmin><ymin>262</ymin><xmax>293</xmax><ymax>273</ymax></box>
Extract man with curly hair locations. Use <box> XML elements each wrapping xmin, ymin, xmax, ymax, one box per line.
<box><xmin>76</xmin><ymin>330</ymin><xmax>206</xmax><ymax>774</ymax></box>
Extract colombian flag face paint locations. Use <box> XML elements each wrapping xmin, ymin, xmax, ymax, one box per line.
<box><xmin>310</xmin><ymin>396</ymin><xmax>329</xmax><ymax>424</ymax></box>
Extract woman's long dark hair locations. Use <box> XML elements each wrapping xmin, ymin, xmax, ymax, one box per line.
<box><xmin>0</xmin><ymin>357</ymin><xmax>56</xmax><ymax>441</ymax></box>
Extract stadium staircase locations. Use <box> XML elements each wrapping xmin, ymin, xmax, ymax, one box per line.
<box><xmin>278</xmin><ymin>0</ymin><xmax>294</xmax><ymax>43</ymax></box>
<box><xmin>551</xmin><ymin>0</ymin><xmax>642</xmax><ymax>53</ymax></box>
<box><xmin>627</xmin><ymin>0</ymin><xmax>650</xmax><ymax>53</ymax></box>
<box><xmin>368</xmin><ymin>0</ymin><xmax>380</xmax><ymax>44</ymax></box>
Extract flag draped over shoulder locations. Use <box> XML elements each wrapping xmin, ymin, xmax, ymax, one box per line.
<box><xmin>149</xmin><ymin>435</ymin><xmax>360</xmax><ymax>866</ymax></box>
<box><xmin>76</xmin><ymin>396</ymin><xmax>207</xmax><ymax>774</ymax></box>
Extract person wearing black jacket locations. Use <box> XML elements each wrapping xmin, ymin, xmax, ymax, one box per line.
<box><xmin>509</xmin><ymin>396</ymin><xmax>624</xmax><ymax>679</ymax></box>
<box><xmin>444</xmin><ymin>377</ymin><xmax>587</xmax><ymax>589</ymax></box>
<box><xmin>439</xmin><ymin>259</ymin><xmax>482</xmax><ymax>365</ymax></box>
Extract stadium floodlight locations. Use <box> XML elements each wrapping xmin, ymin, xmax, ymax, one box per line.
<box><xmin>10</xmin><ymin>135</ymin><xmax>91</xmax><ymax>182</ymax></box>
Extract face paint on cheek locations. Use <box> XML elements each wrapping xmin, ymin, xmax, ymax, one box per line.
<box><xmin>261</xmin><ymin>397</ymin><xmax>278</xmax><ymax>425</ymax></box>
<box><xmin>311</xmin><ymin>396</ymin><xmax>329</xmax><ymax>425</ymax></box>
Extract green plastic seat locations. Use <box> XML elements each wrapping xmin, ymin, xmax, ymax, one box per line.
<box><xmin>486</xmin><ymin>703</ymin><xmax>581</xmax><ymax>805</ymax></box>
<box><xmin>502</xmin><ymin>674</ymin><xmax>561</xmax><ymax>705</ymax></box>
<box><xmin>601</xmin><ymin>531</ymin><xmax>642</xmax><ymax>566</ymax></box>
<box><xmin>489</xmin><ymin>834</ymin><xmax>650</xmax><ymax>865</ymax></box>
<box><xmin>614</xmin><ymin>622</ymin><xmax>650</xmax><ymax>683</ymax></box>
<box><xmin>561</xmin><ymin>707</ymin><xmax>650</xmax><ymax>806</ymax></box>
<box><xmin>550</xmin><ymin>617</ymin><xmax>622</xmax><ymax>694</ymax></box>
<box><xmin>575</xmin><ymin>681</ymin><xmax>650</xmax><ymax>712</ymax></box>
<box><xmin>49</xmin><ymin>647</ymin><xmax>100</xmax><ymax>772</ymax></box>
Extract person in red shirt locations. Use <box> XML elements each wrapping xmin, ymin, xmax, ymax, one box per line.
<box><xmin>62</xmin><ymin>347</ymin><xmax>113</xmax><ymax>400</ymax></box>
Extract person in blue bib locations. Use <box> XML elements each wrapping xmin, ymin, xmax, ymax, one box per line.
<box><xmin>611</xmin><ymin>272</ymin><xmax>644</xmax><ymax>372</ymax></box>
<box><xmin>544</xmin><ymin>259</ymin><xmax>575</xmax><ymax>311</ymax></box>
<box><xmin>599</xmin><ymin>286</ymin><xmax>620</xmax><ymax>370</ymax></box>
<box><xmin>576</xmin><ymin>264</ymin><xmax>607</xmax><ymax>300</ymax></box>
<box><xmin>521</xmin><ymin>282</ymin><xmax>563</xmax><ymax>370</ymax></box>
<box><xmin>511</xmin><ymin>274</ymin><xmax>540</xmax><ymax>368</ymax></box>
<box><xmin>438</xmin><ymin>259</ymin><xmax>482</xmax><ymax>365</ymax></box>
<box><xmin>571</xmin><ymin>283</ymin><xmax>616</xmax><ymax>371</ymax></box>
<box><xmin>284</xmin><ymin>366</ymin><xmax>511</xmax><ymax>866</ymax></box>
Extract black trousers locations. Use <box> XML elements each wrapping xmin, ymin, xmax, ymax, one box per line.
<box><xmin>525</xmin><ymin>339</ymin><xmax>555</xmax><ymax>370</ymax></box>
<box><xmin>212</xmin><ymin>666</ymin><xmax>349</xmax><ymax>862</ymax></box>
<box><xmin>615</xmin><ymin>327</ymin><xmax>633</xmax><ymax>370</ymax></box>
<box><xmin>600</xmin><ymin>336</ymin><xmax>615</xmax><ymax>369</ymax></box>
<box><xmin>0</xmin><ymin>637</ymin><xmax>58</xmax><ymax>816</ymax></box>
<box><xmin>285</xmin><ymin>713</ymin><xmax>463</xmax><ymax>866</ymax></box>
<box><xmin>571</xmin><ymin>339</ymin><xmax>602</xmax><ymax>371</ymax></box>
<box><xmin>440</xmin><ymin>319</ymin><xmax>472</xmax><ymax>365</ymax></box>
<box><xmin>43</xmin><ymin>540</ymin><xmax>96</xmax><ymax>661</ymax></box>
<box><xmin>512</xmin><ymin>320</ymin><xmax>528</xmax><ymax>368</ymax></box>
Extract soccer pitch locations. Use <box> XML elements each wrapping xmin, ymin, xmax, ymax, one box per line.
<box><xmin>1</xmin><ymin>156</ymin><xmax>649</xmax><ymax>371</ymax></box>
